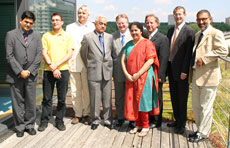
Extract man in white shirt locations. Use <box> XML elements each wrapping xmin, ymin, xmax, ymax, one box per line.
<box><xmin>66</xmin><ymin>5</ymin><xmax>95</xmax><ymax>125</ymax></box>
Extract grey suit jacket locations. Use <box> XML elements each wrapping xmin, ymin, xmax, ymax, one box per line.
<box><xmin>150</xmin><ymin>31</ymin><xmax>169</xmax><ymax>82</ymax></box>
<box><xmin>80</xmin><ymin>31</ymin><xmax>113</xmax><ymax>81</ymax></box>
<box><xmin>112</xmin><ymin>30</ymin><xmax>132</xmax><ymax>82</ymax></box>
<box><xmin>5</xmin><ymin>29</ymin><xmax>43</xmax><ymax>83</ymax></box>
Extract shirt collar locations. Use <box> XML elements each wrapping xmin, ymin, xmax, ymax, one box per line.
<box><xmin>201</xmin><ymin>25</ymin><xmax>211</xmax><ymax>35</ymax></box>
<box><xmin>176</xmin><ymin>21</ymin><xmax>185</xmax><ymax>31</ymax></box>
<box><xmin>96</xmin><ymin>31</ymin><xmax>104</xmax><ymax>37</ymax></box>
<box><xmin>149</xmin><ymin>28</ymin><xmax>158</xmax><ymax>38</ymax></box>
<box><xmin>76</xmin><ymin>21</ymin><xmax>89</xmax><ymax>27</ymax></box>
<box><xmin>120</xmin><ymin>29</ymin><xmax>130</xmax><ymax>37</ymax></box>
<box><xmin>51</xmin><ymin>28</ymin><xmax>64</xmax><ymax>36</ymax></box>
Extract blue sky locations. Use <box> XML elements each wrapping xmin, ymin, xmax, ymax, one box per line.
<box><xmin>76</xmin><ymin>0</ymin><xmax>230</xmax><ymax>23</ymax></box>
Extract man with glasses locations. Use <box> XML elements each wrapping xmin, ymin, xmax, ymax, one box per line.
<box><xmin>38</xmin><ymin>13</ymin><xmax>74</xmax><ymax>132</ymax></box>
<box><xmin>189</xmin><ymin>9</ymin><xmax>228</xmax><ymax>142</ymax></box>
<box><xmin>166</xmin><ymin>6</ymin><xmax>195</xmax><ymax>134</ymax></box>
<box><xmin>5</xmin><ymin>11</ymin><xmax>42</xmax><ymax>137</ymax></box>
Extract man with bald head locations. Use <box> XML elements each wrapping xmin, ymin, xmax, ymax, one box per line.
<box><xmin>80</xmin><ymin>16</ymin><xmax>113</xmax><ymax>130</ymax></box>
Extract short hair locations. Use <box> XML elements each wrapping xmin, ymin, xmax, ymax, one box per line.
<box><xmin>197</xmin><ymin>9</ymin><xmax>211</xmax><ymax>17</ymax></box>
<box><xmin>173</xmin><ymin>6</ymin><xmax>186</xmax><ymax>15</ymax></box>
<box><xmin>21</xmin><ymin>11</ymin><xmax>36</xmax><ymax>22</ymax></box>
<box><xmin>115</xmin><ymin>14</ymin><xmax>129</xmax><ymax>22</ymax></box>
<box><xmin>129</xmin><ymin>22</ymin><xmax>143</xmax><ymax>33</ymax></box>
<box><xmin>78</xmin><ymin>5</ymin><xmax>90</xmax><ymax>15</ymax></box>
<box><xmin>95</xmin><ymin>16</ymin><xmax>107</xmax><ymax>23</ymax></box>
<box><xmin>145</xmin><ymin>14</ymin><xmax>160</xmax><ymax>26</ymax></box>
<box><xmin>51</xmin><ymin>13</ymin><xmax>63</xmax><ymax>21</ymax></box>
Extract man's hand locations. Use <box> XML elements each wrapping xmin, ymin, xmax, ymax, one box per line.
<box><xmin>180</xmin><ymin>73</ymin><xmax>187</xmax><ymax>80</ymax></box>
<box><xmin>19</xmin><ymin>70</ymin><xmax>30</xmax><ymax>79</ymax></box>
<box><xmin>53</xmin><ymin>69</ymin><xmax>61</xmax><ymax>79</ymax></box>
<box><xmin>196</xmin><ymin>58</ymin><xmax>204</xmax><ymax>67</ymax></box>
<box><xmin>49</xmin><ymin>63</ymin><xmax>58</xmax><ymax>72</ymax></box>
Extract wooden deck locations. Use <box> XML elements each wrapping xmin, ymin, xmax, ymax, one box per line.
<box><xmin>0</xmin><ymin>117</ymin><xmax>212</xmax><ymax>148</ymax></box>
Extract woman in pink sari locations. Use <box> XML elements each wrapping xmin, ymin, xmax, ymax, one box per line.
<box><xmin>121</xmin><ymin>22</ymin><xmax>159</xmax><ymax>137</ymax></box>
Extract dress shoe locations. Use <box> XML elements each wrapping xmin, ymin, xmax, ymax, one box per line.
<box><xmin>16</xmin><ymin>131</ymin><xmax>24</xmax><ymax>137</ymax></box>
<box><xmin>38</xmin><ymin>122</ymin><xmax>48</xmax><ymax>132</ymax></box>
<box><xmin>83</xmin><ymin>116</ymin><xmax>92</xmax><ymax>125</ymax></box>
<box><xmin>128</xmin><ymin>121</ymin><xmax>135</xmax><ymax>129</ymax></box>
<box><xmin>91</xmin><ymin>124</ymin><xmax>99</xmax><ymax>130</ymax></box>
<box><xmin>116</xmin><ymin>119</ymin><xmax>124</xmax><ymax>127</ymax></box>
<box><xmin>25</xmin><ymin>128</ymin><xmax>36</xmax><ymax>135</ymax></box>
<box><xmin>167</xmin><ymin>122</ymin><xmax>177</xmax><ymax>127</ymax></box>
<box><xmin>175</xmin><ymin>127</ymin><xmax>185</xmax><ymax>134</ymax></box>
<box><xmin>188</xmin><ymin>131</ymin><xmax>197</xmax><ymax>138</ymax></box>
<box><xmin>56</xmin><ymin>122</ymin><xmax>66</xmax><ymax>131</ymax></box>
<box><xmin>189</xmin><ymin>135</ymin><xmax>206</xmax><ymax>142</ymax></box>
<box><xmin>105</xmin><ymin>124</ymin><xmax>114</xmax><ymax>129</ymax></box>
<box><xmin>71</xmin><ymin>117</ymin><xmax>80</xmax><ymax>124</ymax></box>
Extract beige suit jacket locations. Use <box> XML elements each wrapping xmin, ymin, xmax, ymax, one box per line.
<box><xmin>191</xmin><ymin>26</ymin><xmax>228</xmax><ymax>86</ymax></box>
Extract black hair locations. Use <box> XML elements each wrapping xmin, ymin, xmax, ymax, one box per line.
<box><xmin>21</xmin><ymin>11</ymin><xmax>36</xmax><ymax>22</ymax></box>
<box><xmin>129</xmin><ymin>22</ymin><xmax>143</xmax><ymax>33</ymax></box>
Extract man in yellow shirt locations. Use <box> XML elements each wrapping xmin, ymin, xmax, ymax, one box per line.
<box><xmin>38</xmin><ymin>13</ymin><xmax>74</xmax><ymax>132</ymax></box>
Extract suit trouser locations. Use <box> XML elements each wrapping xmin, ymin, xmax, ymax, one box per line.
<box><xmin>149</xmin><ymin>82</ymin><xmax>163</xmax><ymax>125</ymax></box>
<box><xmin>168</xmin><ymin>64</ymin><xmax>189</xmax><ymax>128</ymax></box>
<box><xmin>41</xmin><ymin>70</ymin><xmax>69</xmax><ymax>123</ymax></box>
<box><xmin>88</xmin><ymin>79</ymin><xmax>112</xmax><ymax>125</ymax></box>
<box><xmin>114</xmin><ymin>80</ymin><xmax>126</xmax><ymax>120</ymax></box>
<box><xmin>192</xmin><ymin>71</ymin><xmax>217</xmax><ymax>138</ymax></box>
<box><xmin>70</xmin><ymin>70</ymin><xmax>90</xmax><ymax>117</ymax></box>
<box><xmin>10</xmin><ymin>77</ymin><xmax>36</xmax><ymax>132</ymax></box>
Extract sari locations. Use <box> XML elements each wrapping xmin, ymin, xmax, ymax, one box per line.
<box><xmin>123</xmin><ymin>39</ymin><xmax>160</xmax><ymax>121</ymax></box>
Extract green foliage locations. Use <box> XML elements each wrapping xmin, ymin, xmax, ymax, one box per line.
<box><xmin>212</xmin><ymin>22</ymin><xmax>230</xmax><ymax>32</ymax></box>
<box><xmin>189</xmin><ymin>23</ymin><xmax>200</xmax><ymax>33</ymax></box>
<box><xmin>105</xmin><ymin>21</ymin><xmax>118</xmax><ymax>34</ymax></box>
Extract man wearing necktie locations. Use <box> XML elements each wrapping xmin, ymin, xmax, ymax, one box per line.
<box><xmin>112</xmin><ymin>14</ymin><xmax>133</xmax><ymax>127</ymax></box>
<box><xmin>188</xmin><ymin>10</ymin><xmax>228</xmax><ymax>143</ymax></box>
<box><xmin>80</xmin><ymin>16</ymin><xmax>113</xmax><ymax>130</ymax></box>
<box><xmin>166</xmin><ymin>6</ymin><xmax>195</xmax><ymax>134</ymax></box>
<box><xmin>5</xmin><ymin>11</ymin><xmax>42</xmax><ymax>137</ymax></box>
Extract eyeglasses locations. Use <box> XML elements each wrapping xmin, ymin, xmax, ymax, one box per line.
<box><xmin>196</xmin><ymin>17</ymin><xmax>210</xmax><ymax>22</ymax></box>
<box><xmin>52</xmin><ymin>19</ymin><xmax>62</xmax><ymax>22</ymax></box>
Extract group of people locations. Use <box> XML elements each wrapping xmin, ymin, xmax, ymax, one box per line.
<box><xmin>5</xmin><ymin>4</ymin><xmax>228</xmax><ymax>143</ymax></box>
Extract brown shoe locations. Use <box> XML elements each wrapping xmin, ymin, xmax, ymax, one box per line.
<box><xmin>83</xmin><ymin>116</ymin><xmax>92</xmax><ymax>125</ymax></box>
<box><xmin>71</xmin><ymin>117</ymin><xmax>80</xmax><ymax>124</ymax></box>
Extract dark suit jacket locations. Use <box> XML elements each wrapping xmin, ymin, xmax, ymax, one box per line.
<box><xmin>150</xmin><ymin>31</ymin><xmax>169</xmax><ymax>82</ymax></box>
<box><xmin>5</xmin><ymin>29</ymin><xmax>43</xmax><ymax>83</ymax></box>
<box><xmin>167</xmin><ymin>24</ymin><xmax>195</xmax><ymax>81</ymax></box>
<box><xmin>80</xmin><ymin>31</ymin><xmax>113</xmax><ymax>81</ymax></box>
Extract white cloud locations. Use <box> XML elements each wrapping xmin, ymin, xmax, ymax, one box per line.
<box><xmin>132</xmin><ymin>7</ymin><xmax>140</xmax><ymax>11</ymax></box>
<box><xmin>104</xmin><ymin>5</ymin><xmax>117</xmax><ymax>12</ymax></box>
<box><xmin>154</xmin><ymin>0</ymin><xmax>172</xmax><ymax>4</ymax></box>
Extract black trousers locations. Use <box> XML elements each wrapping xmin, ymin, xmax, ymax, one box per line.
<box><xmin>41</xmin><ymin>70</ymin><xmax>69</xmax><ymax>123</ymax></box>
<box><xmin>168</xmin><ymin>64</ymin><xmax>189</xmax><ymax>128</ymax></box>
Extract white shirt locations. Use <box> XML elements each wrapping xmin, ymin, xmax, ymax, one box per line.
<box><xmin>170</xmin><ymin>21</ymin><xmax>185</xmax><ymax>48</ymax></box>
<box><xmin>66</xmin><ymin>21</ymin><xmax>95</xmax><ymax>72</ymax></box>
<box><xmin>120</xmin><ymin>29</ymin><xmax>131</xmax><ymax>46</ymax></box>
<box><xmin>149</xmin><ymin>28</ymin><xmax>158</xmax><ymax>39</ymax></box>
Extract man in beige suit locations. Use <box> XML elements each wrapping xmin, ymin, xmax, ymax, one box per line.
<box><xmin>189</xmin><ymin>10</ymin><xmax>228</xmax><ymax>142</ymax></box>
<box><xmin>66</xmin><ymin>5</ymin><xmax>95</xmax><ymax>125</ymax></box>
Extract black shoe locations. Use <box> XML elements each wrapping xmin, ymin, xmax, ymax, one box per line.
<box><xmin>25</xmin><ymin>128</ymin><xmax>36</xmax><ymax>135</ymax></box>
<box><xmin>175</xmin><ymin>127</ymin><xmax>185</xmax><ymax>134</ymax></box>
<box><xmin>116</xmin><ymin>120</ymin><xmax>124</xmax><ymax>127</ymax></box>
<box><xmin>16</xmin><ymin>131</ymin><xmax>24</xmax><ymax>137</ymax></box>
<box><xmin>91</xmin><ymin>124</ymin><xmax>99</xmax><ymax>130</ymax></box>
<box><xmin>56</xmin><ymin>122</ymin><xmax>66</xmax><ymax>131</ymax></box>
<box><xmin>83</xmin><ymin>116</ymin><xmax>92</xmax><ymax>125</ymax></box>
<box><xmin>155</xmin><ymin>123</ymin><xmax>161</xmax><ymax>128</ymax></box>
<box><xmin>188</xmin><ymin>131</ymin><xmax>197</xmax><ymax>138</ymax></box>
<box><xmin>189</xmin><ymin>135</ymin><xmax>206</xmax><ymax>142</ymax></box>
<box><xmin>38</xmin><ymin>122</ymin><xmax>48</xmax><ymax>132</ymax></box>
<box><xmin>167</xmin><ymin>122</ymin><xmax>177</xmax><ymax>127</ymax></box>
<box><xmin>128</xmin><ymin>121</ymin><xmax>135</xmax><ymax>129</ymax></box>
<box><xmin>105</xmin><ymin>124</ymin><xmax>114</xmax><ymax>130</ymax></box>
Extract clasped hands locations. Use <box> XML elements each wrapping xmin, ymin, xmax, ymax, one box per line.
<box><xmin>126</xmin><ymin>72</ymin><xmax>141</xmax><ymax>82</ymax></box>
<box><xmin>19</xmin><ymin>70</ymin><xmax>30</xmax><ymax>79</ymax></box>
<box><xmin>49</xmin><ymin>63</ymin><xmax>61</xmax><ymax>79</ymax></box>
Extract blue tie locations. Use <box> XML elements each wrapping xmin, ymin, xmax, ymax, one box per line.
<box><xmin>99</xmin><ymin>35</ymin><xmax>104</xmax><ymax>56</ymax></box>
<box><xmin>121</xmin><ymin>34</ymin><xmax>125</xmax><ymax>46</ymax></box>
<box><xmin>191</xmin><ymin>33</ymin><xmax>204</xmax><ymax>67</ymax></box>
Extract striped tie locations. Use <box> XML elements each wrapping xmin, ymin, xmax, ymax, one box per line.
<box><xmin>23</xmin><ymin>32</ymin><xmax>28</xmax><ymax>45</ymax></box>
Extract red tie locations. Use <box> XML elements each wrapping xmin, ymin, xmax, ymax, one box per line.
<box><xmin>169</xmin><ymin>27</ymin><xmax>178</xmax><ymax>61</ymax></box>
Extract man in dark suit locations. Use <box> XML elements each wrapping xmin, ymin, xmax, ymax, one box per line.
<box><xmin>145</xmin><ymin>14</ymin><xmax>169</xmax><ymax>128</ymax></box>
<box><xmin>112</xmin><ymin>14</ymin><xmax>133</xmax><ymax>127</ymax></box>
<box><xmin>5</xmin><ymin>11</ymin><xmax>42</xmax><ymax>137</ymax></box>
<box><xmin>80</xmin><ymin>16</ymin><xmax>113</xmax><ymax>130</ymax></box>
<box><xmin>167</xmin><ymin>6</ymin><xmax>195</xmax><ymax>134</ymax></box>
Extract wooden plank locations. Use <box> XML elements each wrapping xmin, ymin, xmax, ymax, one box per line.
<box><xmin>53</xmin><ymin>122</ymin><xmax>82</xmax><ymax>148</ymax></box>
<box><xmin>161</xmin><ymin>123</ymin><xmax>170</xmax><ymax>148</ymax></box>
<box><xmin>93</xmin><ymin>127</ymin><xmax>111</xmax><ymax>148</ymax></box>
<box><xmin>186</xmin><ymin>122</ymin><xmax>195</xmax><ymax>148</ymax></box>
<box><xmin>178</xmin><ymin>128</ymin><xmax>189</xmax><ymax>148</ymax></box>
<box><xmin>111</xmin><ymin>122</ymin><xmax>129</xmax><ymax>148</ymax></box>
<box><xmin>131</xmin><ymin>132</ymin><xmax>142</xmax><ymax>148</ymax></box>
<box><xmin>121</xmin><ymin>126</ymin><xmax>135</xmax><ymax>148</ymax></box>
<box><xmin>61</xmin><ymin>123</ymin><xmax>90</xmax><ymax>148</ymax></box>
<box><xmin>151</xmin><ymin>125</ymin><xmax>161</xmax><ymax>147</ymax></box>
<box><xmin>141</xmin><ymin>128</ymin><xmax>152</xmax><ymax>148</ymax></box>
<box><xmin>169</xmin><ymin>126</ymin><xmax>179</xmax><ymax>148</ymax></box>
<box><xmin>102</xmin><ymin>124</ymin><xmax>121</xmax><ymax>148</ymax></box>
